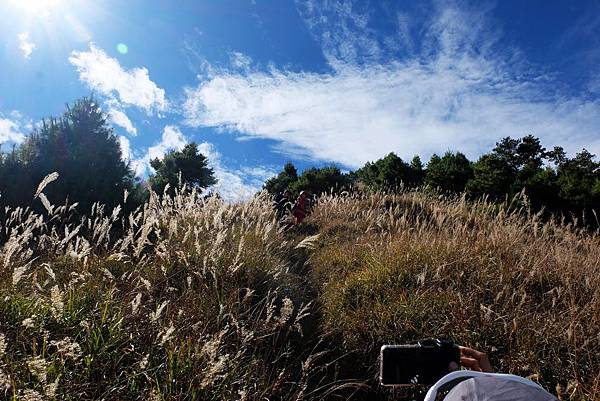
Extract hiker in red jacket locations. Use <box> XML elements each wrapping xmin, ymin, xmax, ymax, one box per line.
<box><xmin>293</xmin><ymin>191</ymin><xmax>309</xmax><ymax>224</ymax></box>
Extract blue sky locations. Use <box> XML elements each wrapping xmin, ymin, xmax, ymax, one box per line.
<box><xmin>1</xmin><ymin>0</ymin><xmax>600</xmax><ymax>200</ymax></box>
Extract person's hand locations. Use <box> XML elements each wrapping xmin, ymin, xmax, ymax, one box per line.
<box><xmin>458</xmin><ymin>346</ymin><xmax>493</xmax><ymax>372</ymax></box>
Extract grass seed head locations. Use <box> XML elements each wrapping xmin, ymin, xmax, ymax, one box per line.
<box><xmin>26</xmin><ymin>356</ymin><xmax>48</xmax><ymax>384</ymax></box>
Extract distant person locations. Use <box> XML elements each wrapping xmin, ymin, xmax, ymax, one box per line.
<box><xmin>425</xmin><ymin>346</ymin><xmax>558</xmax><ymax>401</ymax></box>
<box><xmin>292</xmin><ymin>191</ymin><xmax>309</xmax><ymax>224</ymax></box>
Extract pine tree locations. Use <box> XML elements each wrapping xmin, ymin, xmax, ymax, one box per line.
<box><xmin>1</xmin><ymin>96</ymin><xmax>139</xmax><ymax>213</ymax></box>
<box><xmin>149</xmin><ymin>143</ymin><xmax>217</xmax><ymax>195</ymax></box>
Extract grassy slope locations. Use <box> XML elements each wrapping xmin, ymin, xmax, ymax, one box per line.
<box><xmin>305</xmin><ymin>192</ymin><xmax>599</xmax><ymax>400</ymax></box>
<box><xmin>0</xmin><ymin>190</ymin><xmax>598</xmax><ymax>400</ymax></box>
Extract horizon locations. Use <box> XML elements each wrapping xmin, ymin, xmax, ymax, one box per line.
<box><xmin>1</xmin><ymin>0</ymin><xmax>600</xmax><ymax>200</ymax></box>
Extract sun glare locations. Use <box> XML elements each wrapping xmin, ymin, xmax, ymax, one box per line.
<box><xmin>11</xmin><ymin>0</ymin><xmax>62</xmax><ymax>15</ymax></box>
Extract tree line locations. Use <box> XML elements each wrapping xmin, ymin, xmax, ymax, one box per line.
<box><xmin>2</xmin><ymin>96</ymin><xmax>599</xmax><ymax>226</ymax></box>
<box><xmin>266</xmin><ymin>136</ymin><xmax>600</xmax><ymax>224</ymax></box>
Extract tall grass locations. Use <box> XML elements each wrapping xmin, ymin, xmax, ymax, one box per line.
<box><xmin>0</xmin><ymin>182</ymin><xmax>598</xmax><ymax>400</ymax></box>
<box><xmin>0</xmin><ymin>186</ymin><xmax>326</xmax><ymax>400</ymax></box>
<box><xmin>308</xmin><ymin>191</ymin><xmax>599</xmax><ymax>400</ymax></box>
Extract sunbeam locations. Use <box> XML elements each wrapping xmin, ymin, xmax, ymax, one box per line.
<box><xmin>10</xmin><ymin>0</ymin><xmax>63</xmax><ymax>15</ymax></box>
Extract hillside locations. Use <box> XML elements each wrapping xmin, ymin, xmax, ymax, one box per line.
<box><xmin>0</xmin><ymin>188</ymin><xmax>598</xmax><ymax>400</ymax></box>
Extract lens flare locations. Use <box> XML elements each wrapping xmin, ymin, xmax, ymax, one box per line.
<box><xmin>117</xmin><ymin>43</ymin><xmax>129</xmax><ymax>55</ymax></box>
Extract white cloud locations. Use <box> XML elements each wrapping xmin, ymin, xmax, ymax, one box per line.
<box><xmin>196</xmin><ymin>142</ymin><xmax>267</xmax><ymax>202</ymax></box>
<box><xmin>0</xmin><ymin>116</ymin><xmax>27</xmax><ymax>145</ymax></box>
<box><xmin>117</xmin><ymin>135</ymin><xmax>132</xmax><ymax>161</ymax></box>
<box><xmin>296</xmin><ymin>0</ymin><xmax>384</xmax><ymax>66</ymax></box>
<box><xmin>183</xmin><ymin>1</ymin><xmax>600</xmax><ymax>167</ymax></box>
<box><xmin>128</xmin><ymin>125</ymin><xmax>188</xmax><ymax>177</ymax></box>
<box><xmin>117</xmin><ymin>135</ymin><xmax>148</xmax><ymax>176</ymax></box>
<box><xmin>18</xmin><ymin>32</ymin><xmax>36</xmax><ymax>59</ymax></box>
<box><xmin>238</xmin><ymin>166</ymin><xmax>277</xmax><ymax>182</ymax></box>
<box><xmin>118</xmin><ymin>135</ymin><xmax>150</xmax><ymax>177</ymax></box>
<box><xmin>229</xmin><ymin>51</ymin><xmax>253</xmax><ymax>70</ymax></box>
<box><xmin>109</xmin><ymin>108</ymin><xmax>137</xmax><ymax>136</ymax></box>
<box><xmin>147</xmin><ymin>125</ymin><xmax>187</xmax><ymax>161</ymax></box>
<box><xmin>69</xmin><ymin>44</ymin><xmax>167</xmax><ymax>114</ymax></box>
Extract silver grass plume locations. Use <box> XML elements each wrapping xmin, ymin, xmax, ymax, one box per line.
<box><xmin>34</xmin><ymin>172</ymin><xmax>59</xmax><ymax>199</ymax></box>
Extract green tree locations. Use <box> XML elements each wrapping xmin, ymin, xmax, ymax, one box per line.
<box><xmin>264</xmin><ymin>162</ymin><xmax>298</xmax><ymax>195</ymax></box>
<box><xmin>555</xmin><ymin>149</ymin><xmax>600</xmax><ymax>211</ymax></box>
<box><xmin>0</xmin><ymin>97</ymin><xmax>139</xmax><ymax>213</ymax></box>
<box><xmin>492</xmin><ymin>137</ymin><xmax>521</xmax><ymax>171</ymax></box>
<box><xmin>466</xmin><ymin>154</ymin><xmax>514</xmax><ymax>199</ymax></box>
<box><xmin>425</xmin><ymin>151</ymin><xmax>473</xmax><ymax>193</ymax></box>
<box><xmin>149</xmin><ymin>143</ymin><xmax>216</xmax><ymax>195</ymax></box>
<box><xmin>356</xmin><ymin>152</ymin><xmax>419</xmax><ymax>190</ymax></box>
<box><xmin>515</xmin><ymin>135</ymin><xmax>546</xmax><ymax>171</ymax></box>
<box><xmin>409</xmin><ymin>155</ymin><xmax>425</xmax><ymax>186</ymax></box>
<box><xmin>522</xmin><ymin>168</ymin><xmax>560</xmax><ymax>211</ymax></box>
<box><xmin>469</xmin><ymin>135</ymin><xmax>553</xmax><ymax>208</ymax></box>
<box><xmin>491</xmin><ymin>135</ymin><xmax>547</xmax><ymax>186</ymax></box>
<box><xmin>547</xmin><ymin>146</ymin><xmax>567</xmax><ymax>166</ymax></box>
<box><xmin>289</xmin><ymin>166</ymin><xmax>349</xmax><ymax>196</ymax></box>
<box><xmin>0</xmin><ymin>147</ymin><xmax>24</xmax><ymax>204</ymax></box>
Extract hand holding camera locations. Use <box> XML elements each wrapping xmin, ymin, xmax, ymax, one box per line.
<box><xmin>458</xmin><ymin>345</ymin><xmax>492</xmax><ymax>373</ymax></box>
<box><xmin>380</xmin><ymin>339</ymin><xmax>493</xmax><ymax>386</ymax></box>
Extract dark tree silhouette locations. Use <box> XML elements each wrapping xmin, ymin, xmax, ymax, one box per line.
<box><xmin>289</xmin><ymin>165</ymin><xmax>349</xmax><ymax>196</ymax></box>
<box><xmin>264</xmin><ymin>162</ymin><xmax>298</xmax><ymax>195</ymax></box>
<box><xmin>264</xmin><ymin>162</ymin><xmax>349</xmax><ymax>197</ymax></box>
<box><xmin>410</xmin><ymin>155</ymin><xmax>425</xmax><ymax>186</ymax></box>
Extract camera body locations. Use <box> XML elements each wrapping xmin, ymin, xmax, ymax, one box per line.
<box><xmin>380</xmin><ymin>339</ymin><xmax>460</xmax><ymax>386</ymax></box>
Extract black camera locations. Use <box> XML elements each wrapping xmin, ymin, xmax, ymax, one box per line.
<box><xmin>380</xmin><ymin>339</ymin><xmax>460</xmax><ymax>386</ymax></box>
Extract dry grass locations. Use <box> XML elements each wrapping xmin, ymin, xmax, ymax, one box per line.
<box><xmin>0</xmin><ymin>182</ymin><xmax>598</xmax><ymax>400</ymax></box>
<box><xmin>0</xmin><ymin>188</ymin><xmax>326</xmax><ymax>400</ymax></box>
<box><xmin>308</xmin><ymin>191</ymin><xmax>599</xmax><ymax>400</ymax></box>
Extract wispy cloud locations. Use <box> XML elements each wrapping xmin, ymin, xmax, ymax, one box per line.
<box><xmin>590</xmin><ymin>75</ymin><xmax>600</xmax><ymax>95</ymax></box>
<box><xmin>18</xmin><ymin>32</ymin><xmax>36</xmax><ymax>59</ymax></box>
<box><xmin>69</xmin><ymin>44</ymin><xmax>168</xmax><ymax>114</ymax></box>
<box><xmin>559</xmin><ymin>11</ymin><xmax>600</xmax><ymax>94</ymax></box>
<box><xmin>295</xmin><ymin>0</ymin><xmax>385</xmax><ymax>66</ymax></box>
<box><xmin>237</xmin><ymin>166</ymin><xmax>276</xmax><ymax>183</ymax></box>
<box><xmin>182</xmin><ymin>1</ymin><xmax>600</xmax><ymax>167</ymax></box>
<box><xmin>229</xmin><ymin>51</ymin><xmax>253</xmax><ymax>70</ymax></box>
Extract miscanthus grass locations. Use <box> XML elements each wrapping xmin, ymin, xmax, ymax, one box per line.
<box><xmin>0</xmin><ymin>177</ymin><xmax>598</xmax><ymax>400</ymax></box>
<box><xmin>307</xmin><ymin>191</ymin><xmax>599</xmax><ymax>400</ymax></box>
<box><xmin>0</xmin><ymin>182</ymin><xmax>322</xmax><ymax>400</ymax></box>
